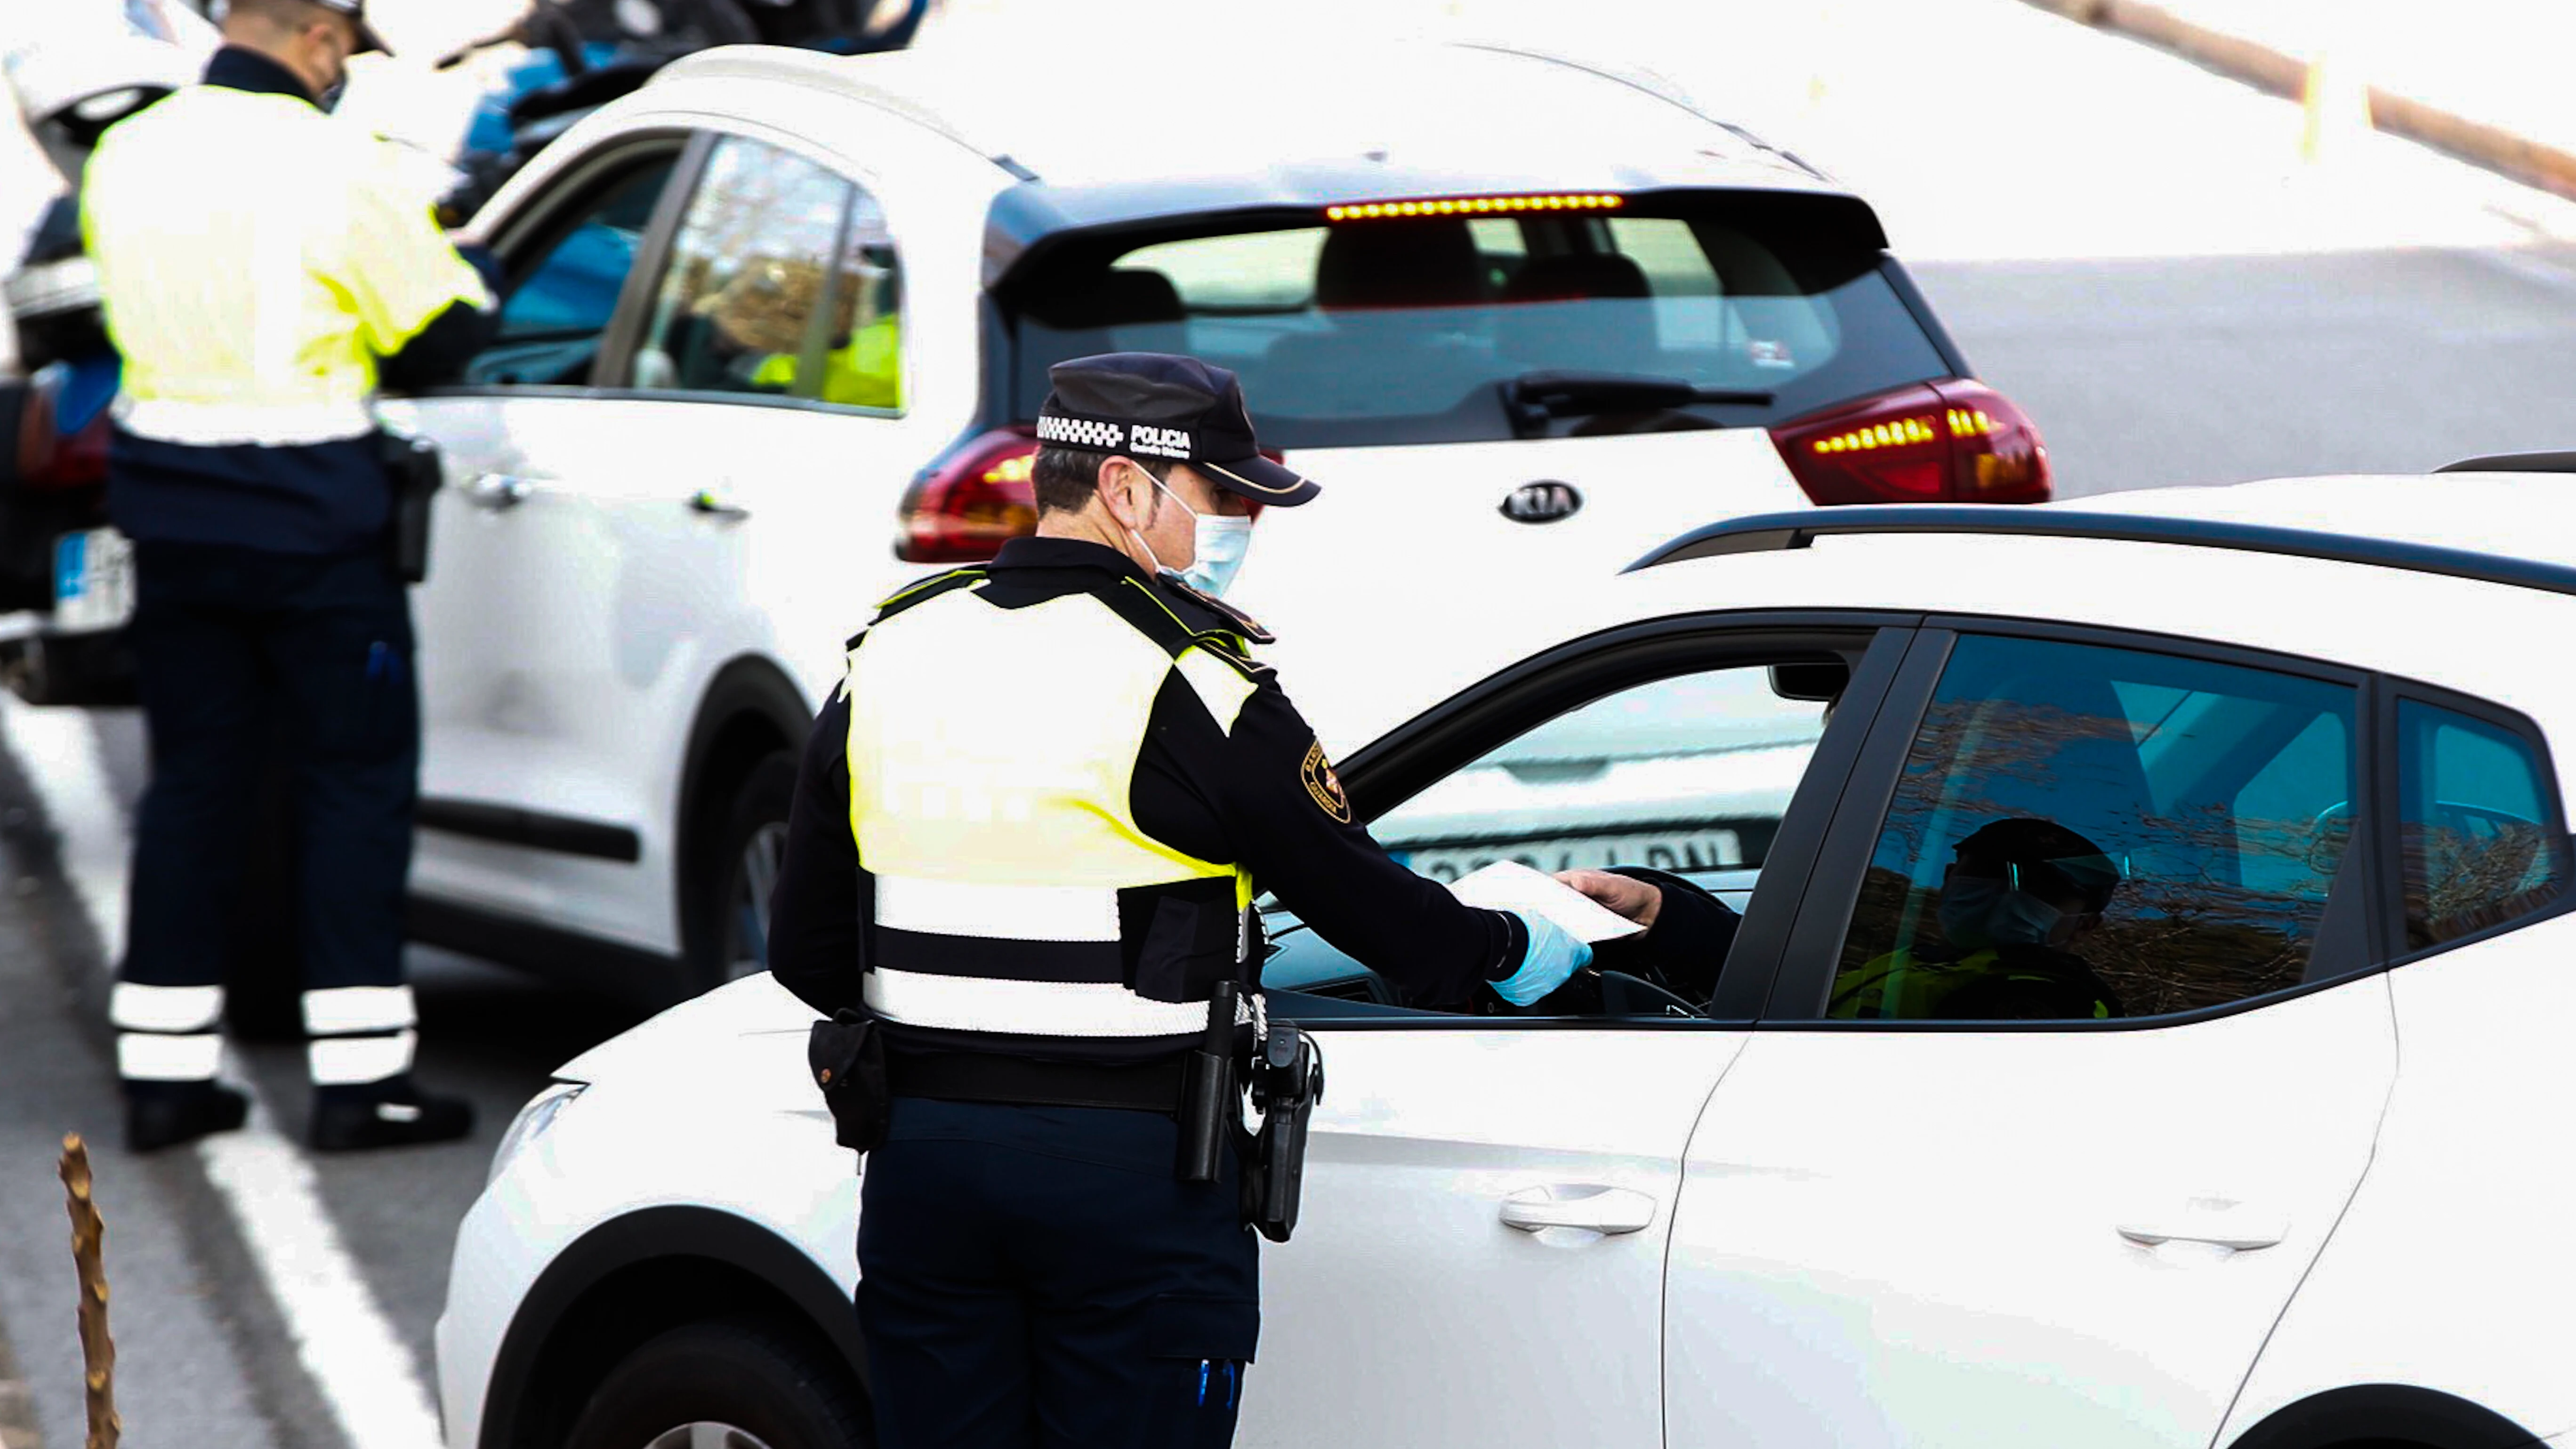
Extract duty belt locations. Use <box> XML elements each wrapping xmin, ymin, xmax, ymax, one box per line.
<box><xmin>885</xmin><ymin>1048</ymin><xmax>1186</xmax><ymax>1114</ymax></box>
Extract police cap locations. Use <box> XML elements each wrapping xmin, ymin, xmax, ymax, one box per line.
<box><xmin>309</xmin><ymin>0</ymin><xmax>391</xmax><ymax>55</ymax></box>
<box><xmin>1037</xmin><ymin>353</ymin><xmax>1320</xmax><ymax>507</ymax></box>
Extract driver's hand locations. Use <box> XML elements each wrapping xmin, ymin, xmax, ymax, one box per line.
<box><xmin>1556</xmin><ymin>869</ymin><xmax>1662</xmax><ymax>931</ymax></box>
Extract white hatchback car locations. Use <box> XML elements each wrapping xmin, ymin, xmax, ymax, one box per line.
<box><xmin>444</xmin><ymin>471</ymin><xmax>2576</xmax><ymax>1449</ymax></box>
<box><xmin>359</xmin><ymin>37</ymin><xmax>2048</xmax><ymax>1004</ymax></box>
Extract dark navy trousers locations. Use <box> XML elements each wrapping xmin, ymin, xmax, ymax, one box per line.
<box><xmin>123</xmin><ymin>540</ymin><xmax>418</xmax><ymax>999</ymax></box>
<box><xmin>857</xmin><ymin>1098</ymin><xmax>1260</xmax><ymax>1449</ymax></box>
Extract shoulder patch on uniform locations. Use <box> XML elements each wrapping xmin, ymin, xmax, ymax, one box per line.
<box><xmin>1300</xmin><ymin>741</ymin><xmax>1352</xmax><ymax>823</ymax></box>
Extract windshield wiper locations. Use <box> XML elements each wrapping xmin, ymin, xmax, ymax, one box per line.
<box><xmin>1501</xmin><ymin>370</ymin><xmax>1774</xmax><ymax>437</ymax></box>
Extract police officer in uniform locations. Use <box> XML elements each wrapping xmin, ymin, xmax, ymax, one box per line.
<box><xmin>767</xmin><ymin>353</ymin><xmax>1594</xmax><ymax>1448</ymax></box>
<box><xmin>80</xmin><ymin>0</ymin><xmax>496</xmax><ymax>1152</ymax></box>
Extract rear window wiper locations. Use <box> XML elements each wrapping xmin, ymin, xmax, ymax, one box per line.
<box><xmin>1502</xmin><ymin>370</ymin><xmax>1774</xmax><ymax>436</ymax></box>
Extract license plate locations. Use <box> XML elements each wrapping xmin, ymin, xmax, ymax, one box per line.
<box><xmin>1401</xmin><ymin>830</ymin><xmax>1746</xmax><ymax>885</ymax></box>
<box><xmin>53</xmin><ymin>527</ymin><xmax>135</xmax><ymax>635</ymax></box>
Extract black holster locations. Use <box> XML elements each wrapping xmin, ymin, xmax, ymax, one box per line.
<box><xmin>1175</xmin><ymin>981</ymin><xmax>1239</xmax><ymax>1185</ymax></box>
<box><xmin>808</xmin><ymin>1009</ymin><xmax>890</xmax><ymax>1155</ymax></box>
<box><xmin>378</xmin><ymin>430</ymin><xmax>443</xmax><ymax>585</ymax></box>
<box><xmin>1239</xmin><ymin>1021</ymin><xmax>1323</xmax><ymax>1243</ymax></box>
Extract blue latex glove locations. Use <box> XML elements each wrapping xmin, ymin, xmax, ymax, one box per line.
<box><xmin>1490</xmin><ymin>911</ymin><xmax>1594</xmax><ymax>1006</ymax></box>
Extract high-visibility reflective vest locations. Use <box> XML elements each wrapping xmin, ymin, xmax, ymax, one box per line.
<box><xmin>844</xmin><ymin>569</ymin><xmax>1261</xmax><ymax>1047</ymax></box>
<box><xmin>1828</xmin><ymin>946</ymin><xmax>2117</xmax><ymax>1020</ymax></box>
<box><xmin>81</xmin><ymin>81</ymin><xmax>488</xmax><ymax>448</ymax></box>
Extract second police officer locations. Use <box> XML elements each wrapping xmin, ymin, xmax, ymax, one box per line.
<box><xmin>767</xmin><ymin>353</ymin><xmax>1594</xmax><ymax>1448</ymax></box>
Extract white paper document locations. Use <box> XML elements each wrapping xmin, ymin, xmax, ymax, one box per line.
<box><xmin>1445</xmin><ymin>860</ymin><xmax>1646</xmax><ymax>944</ymax></box>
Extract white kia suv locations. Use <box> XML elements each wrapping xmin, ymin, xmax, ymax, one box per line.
<box><xmin>361</xmin><ymin>37</ymin><xmax>2049</xmax><ymax>1004</ymax></box>
<box><xmin>443</xmin><ymin>467</ymin><xmax>2576</xmax><ymax>1449</ymax></box>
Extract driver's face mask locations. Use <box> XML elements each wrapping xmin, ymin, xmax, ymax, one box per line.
<box><xmin>1936</xmin><ymin>870</ymin><xmax>2069</xmax><ymax>949</ymax></box>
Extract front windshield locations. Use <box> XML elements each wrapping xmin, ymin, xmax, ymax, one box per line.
<box><xmin>1004</xmin><ymin>193</ymin><xmax>1950</xmax><ymax>448</ymax></box>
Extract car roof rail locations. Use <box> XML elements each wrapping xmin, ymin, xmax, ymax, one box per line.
<box><xmin>1626</xmin><ymin>506</ymin><xmax>2576</xmax><ymax>600</ymax></box>
<box><xmin>2436</xmin><ymin>451</ymin><xmax>2576</xmax><ymax>475</ymax></box>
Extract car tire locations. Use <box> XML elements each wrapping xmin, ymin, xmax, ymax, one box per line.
<box><xmin>562</xmin><ymin>1316</ymin><xmax>871</xmax><ymax>1449</ymax></box>
<box><xmin>685</xmin><ymin>751</ymin><xmax>797</xmax><ymax>994</ymax></box>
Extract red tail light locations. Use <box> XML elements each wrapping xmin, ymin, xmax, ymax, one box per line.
<box><xmin>11</xmin><ymin>370</ymin><xmax>110</xmax><ymax>492</ymax></box>
<box><xmin>1769</xmin><ymin>379</ymin><xmax>2050</xmax><ymax>506</ymax></box>
<box><xmin>895</xmin><ymin>428</ymin><xmax>1040</xmax><ymax>563</ymax></box>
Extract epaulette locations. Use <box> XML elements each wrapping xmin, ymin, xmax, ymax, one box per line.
<box><xmin>1159</xmin><ymin>575</ymin><xmax>1276</xmax><ymax>646</ymax></box>
<box><xmin>1104</xmin><ymin>578</ymin><xmax>1274</xmax><ymax>682</ymax></box>
<box><xmin>869</xmin><ymin>568</ymin><xmax>987</xmax><ymax>627</ymax></box>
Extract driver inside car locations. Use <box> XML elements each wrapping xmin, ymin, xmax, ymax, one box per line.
<box><xmin>1826</xmin><ymin>817</ymin><xmax>2128</xmax><ymax>1021</ymax></box>
<box><xmin>1542</xmin><ymin>866</ymin><xmax>1743</xmax><ymax>1010</ymax></box>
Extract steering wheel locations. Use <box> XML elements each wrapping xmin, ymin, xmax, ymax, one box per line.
<box><xmin>1595</xmin><ymin>970</ymin><xmax>1707</xmax><ymax>1019</ymax></box>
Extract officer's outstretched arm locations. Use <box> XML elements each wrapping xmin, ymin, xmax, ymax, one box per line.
<box><xmin>766</xmin><ymin>690</ymin><xmax>867</xmax><ymax>1017</ymax></box>
<box><xmin>1195</xmin><ymin>680</ymin><xmax>1530</xmax><ymax>1010</ymax></box>
<box><xmin>338</xmin><ymin>147</ymin><xmax>496</xmax><ymax>389</ymax></box>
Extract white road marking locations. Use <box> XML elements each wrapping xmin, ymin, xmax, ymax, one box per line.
<box><xmin>0</xmin><ymin>697</ymin><xmax>445</xmax><ymax>1449</ymax></box>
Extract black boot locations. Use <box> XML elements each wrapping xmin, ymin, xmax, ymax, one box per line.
<box><xmin>309</xmin><ymin>1075</ymin><xmax>475</xmax><ymax>1151</ymax></box>
<box><xmin>125</xmin><ymin>1081</ymin><xmax>250</xmax><ymax>1154</ymax></box>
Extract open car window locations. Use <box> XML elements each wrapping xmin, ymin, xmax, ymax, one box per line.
<box><xmin>1261</xmin><ymin>657</ymin><xmax>1846</xmax><ymax>1016</ymax></box>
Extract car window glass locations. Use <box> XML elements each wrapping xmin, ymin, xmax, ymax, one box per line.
<box><xmin>2399</xmin><ymin>701</ymin><xmax>2568</xmax><ymax>949</ymax></box>
<box><xmin>463</xmin><ymin>158</ymin><xmax>675</xmax><ymax>387</ymax></box>
<box><xmin>628</xmin><ymin>136</ymin><xmax>862</xmax><ymax>400</ymax></box>
<box><xmin>1827</xmin><ymin>635</ymin><xmax>2358</xmax><ymax>1022</ymax></box>
<box><xmin>1006</xmin><ymin>195</ymin><xmax>1948</xmax><ymax>450</ymax></box>
<box><xmin>1262</xmin><ymin>660</ymin><xmax>1845</xmax><ymax>1011</ymax></box>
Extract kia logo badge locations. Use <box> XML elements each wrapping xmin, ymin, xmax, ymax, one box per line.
<box><xmin>1501</xmin><ymin>481</ymin><xmax>1582</xmax><ymax>523</ymax></box>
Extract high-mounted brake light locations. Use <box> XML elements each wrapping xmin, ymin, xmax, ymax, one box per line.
<box><xmin>1326</xmin><ymin>193</ymin><xmax>1625</xmax><ymax>222</ymax></box>
<box><xmin>1769</xmin><ymin>380</ymin><xmax>2050</xmax><ymax>506</ymax></box>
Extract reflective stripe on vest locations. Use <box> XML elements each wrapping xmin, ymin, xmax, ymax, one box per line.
<box><xmin>846</xmin><ymin>579</ymin><xmax>1259</xmax><ymax>1042</ymax></box>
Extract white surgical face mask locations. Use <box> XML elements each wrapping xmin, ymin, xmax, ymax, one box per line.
<box><xmin>1936</xmin><ymin>874</ymin><xmax>2066</xmax><ymax>949</ymax></box>
<box><xmin>1126</xmin><ymin>472</ymin><xmax>1254</xmax><ymax>598</ymax></box>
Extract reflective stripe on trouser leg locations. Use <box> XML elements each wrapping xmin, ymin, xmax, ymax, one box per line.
<box><xmin>308</xmin><ymin>1029</ymin><xmax>416</xmax><ymax>1086</ymax></box>
<box><xmin>110</xmin><ymin>982</ymin><xmax>225</xmax><ymax>1033</ymax></box>
<box><xmin>301</xmin><ymin>985</ymin><xmax>416</xmax><ymax>1035</ymax></box>
<box><xmin>118</xmin><ymin>1031</ymin><xmax>223</xmax><ymax>1081</ymax></box>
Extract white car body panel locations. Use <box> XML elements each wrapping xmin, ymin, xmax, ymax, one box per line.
<box><xmin>398</xmin><ymin>88</ymin><xmax>1008</xmax><ymax>950</ymax></box>
<box><xmin>1246</xmin><ymin>1026</ymin><xmax>1747</xmax><ymax>1449</ymax></box>
<box><xmin>2217</xmin><ymin>912</ymin><xmax>2576</xmax><ymax>1445</ymax></box>
<box><xmin>1666</xmin><ymin>975</ymin><xmax>2397</xmax><ymax>1449</ymax></box>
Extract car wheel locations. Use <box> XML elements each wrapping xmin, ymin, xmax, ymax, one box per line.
<box><xmin>562</xmin><ymin>1317</ymin><xmax>870</xmax><ymax>1449</ymax></box>
<box><xmin>688</xmin><ymin>752</ymin><xmax>796</xmax><ymax>992</ymax></box>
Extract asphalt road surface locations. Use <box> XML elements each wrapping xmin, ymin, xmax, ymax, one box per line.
<box><xmin>0</xmin><ymin>2</ymin><xmax>2571</xmax><ymax>1446</ymax></box>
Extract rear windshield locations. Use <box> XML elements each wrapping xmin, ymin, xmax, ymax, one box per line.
<box><xmin>1000</xmin><ymin>192</ymin><xmax>1952</xmax><ymax>449</ymax></box>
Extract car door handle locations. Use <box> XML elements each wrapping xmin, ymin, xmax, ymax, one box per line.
<box><xmin>466</xmin><ymin>473</ymin><xmax>536</xmax><ymax>510</ymax></box>
<box><xmin>686</xmin><ymin>488</ymin><xmax>751</xmax><ymax>522</ymax></box>
<box><xmin>2116</xmin><ymin>1203</ymin><xmax>2287</xmax><ymax>1252</ymax></box>
<box><xmin>1499</xmin><ymin>1184</ymin><xmax>1657</xmax><ymax>1235</ymax></box>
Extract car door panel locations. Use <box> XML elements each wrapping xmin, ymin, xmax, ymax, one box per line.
<box><xmin>1665</xmin><ymin>622</ymin><xmax>2400</xmax><ymax>1449</ymax></box>
<box><xmin>1246</xmin><ymin>1023</ymin><xmax>1745</xmax><ymax>1449</ymax></box>
<box><xmin>1666</xmin><ymin>981</ymin><xmax>2395</xmax><ymax>1449</ymax></box>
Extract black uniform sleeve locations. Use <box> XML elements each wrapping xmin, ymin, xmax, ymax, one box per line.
<box><xmin>376</xmin><ymin>246</ymin><xmax>503</xmax><ymax>393</ymax></box>
<box><xmin>1180</xmin><ymin>674</ymin><xmax>1524</xmax><ymax>1010</ymax></box>
<box><xmin>766</xmin><ymin>687</ymin><xmax>864</xmax><ymax>1018</ymax></box>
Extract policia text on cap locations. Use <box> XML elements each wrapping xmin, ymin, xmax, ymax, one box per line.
<box><xmin>79</xmin><ymin>0</ymin><xmax>494</xmax><ymax>1152</ymax></box>
<box><xmin>767</xmin><ymin>352</ymin><xmax>1594</xmax><ymax>1448</ymax></box>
